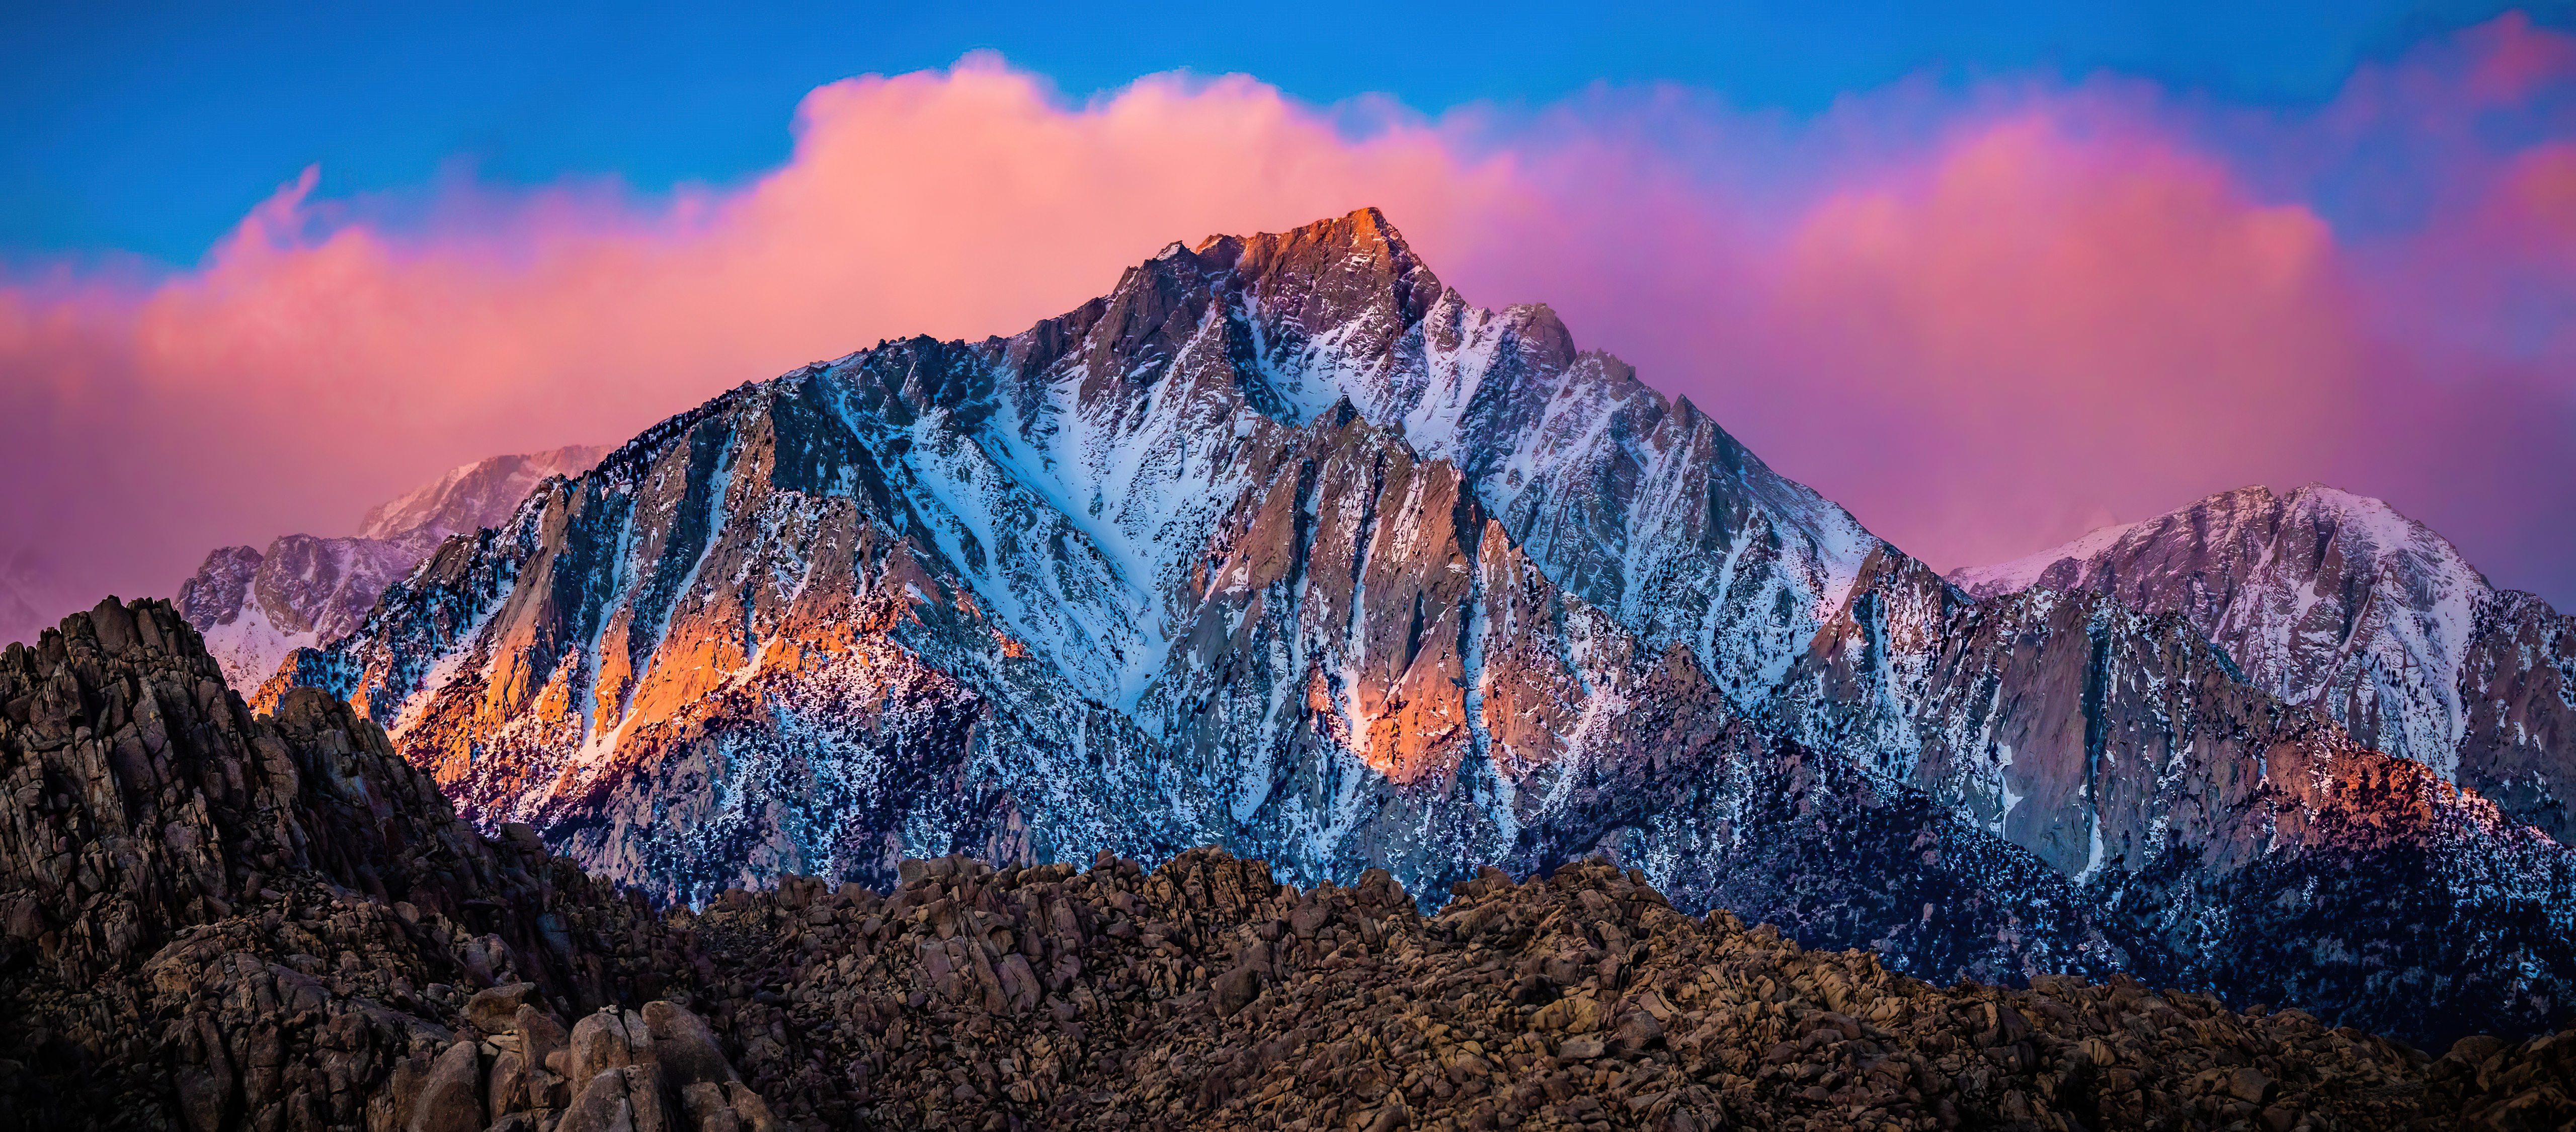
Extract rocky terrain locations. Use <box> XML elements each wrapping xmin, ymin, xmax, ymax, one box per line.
<box><xmin>175</xmin><ymin>446</ymin><xmax>607</xmax><ymax>691</ymax></box>
<box><xmin>250</xmin><ymin>210</ymin><xmax>2576</xmax><ymax>1045</ymax></box>
<box><xmin>6</xmin><ymin>599</ymin><xmax>2572</xmax><ymax>1131</ymax></box>
<box><xmin>1953</xmin><ymin>483</ymin><xmax>2576</xmax><ymax>844</ymax></box>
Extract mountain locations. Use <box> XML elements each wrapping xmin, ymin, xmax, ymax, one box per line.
<box><xmin>13</xmin><ymin>600</ymin><xmax>2565</xmax><ymax>1132</ymax></box>
<box><xmin>355</xmin><ymin>444</ymin><xmax>614</xmax><ymax>543</ymax></box>
<box><xmin>1951</xmin><ymin>483</ymin><xmax>2576</xmax><ymax>843</ymax></box>
<box><xmin>173</xmin><ymin>445</ymin><xmax>607</xmax><ymax>690</ymax></box>
<box><xmin>263</xmin><ymin>210</ymin><xmax>2575</xmax><ymax>1042</ymax></box>
<box><xmin>174</xmin><ymin>537</ymin><xmax>430</xmax><ymax>695</ymax></box>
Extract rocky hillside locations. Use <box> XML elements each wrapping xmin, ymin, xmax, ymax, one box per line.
<box><xmin>0</xmin><ymin>598</ymin><xmax>706</xmax><ymax>1128</ymax></box>
<box><xmin>259</xmin><ymin>210</ymin><xmax>2574</xmax><ymax>1043</ymax></box>
<box><xmin>172</xmin><ymin>445</ymin><xmax>607</xmax><ymax>690</ymax></box>
<box><xmin>1951</xmin><ymin>483</ymin><xmax>2575</xmax><ymax>844</ymax></box>
<box><xmin>4</xmin><ymin>599</ymin><xmax>2568</xmax><ymax>1131</ymax></box>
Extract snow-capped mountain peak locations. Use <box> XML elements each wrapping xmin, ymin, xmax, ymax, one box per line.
<box><xmin>254</xmin><ymin>212</ymin><xmax>2576</xmax><ymax>1039</ymax></box>
<box><xmin>174</xmin><ymin>444</ymin><xmax>611</xmax><ymax>690</ymax></box>
<box><xmin>1952</xmin><ymin>480</ymin><xmax>2573</xmax><ymax>839</ymax></box>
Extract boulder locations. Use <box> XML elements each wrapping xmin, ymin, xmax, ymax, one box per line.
<box><xmin>1211</xmin><ymin>963</ymin><xmax>1264</xmax><ymax>1018</ymax></box>
<box><xmin>681</xmin><ymin>1082</ymin><xmax>741</xmax><ymax>1132</ymax></box>
<box><xmin>641</xmin><ymin>1000</ymin><xmax>736</xmax><ymax>1090</ymax></box>
<box><xmin>566</xmin><ymin>1008</ymin><xmax>650</xmax><ymax>1099</ymax></box>
<box><xmin>1610</xmin><ymin>1010</ymin><xmax>1665</xmax><ymax>1057</ymax></box>
<box><xmin>464</xmin><ymin>982</ymin><xmax>540</xmax><ymax>1033</ymax></box>
<box><xmin>555</xmin><ymin>1068</ymin><xmax>636</xmax><ymax>1132</ymax></box>
<box><xmin>405</xmin><ymin>1040</ymin><xmax>482</xmax><ymax>1132</ymax></box>
<box><xmin>721</xmin><ymin>1083</ymin><xmax>784</xmax><ymax>1132</ymax></box>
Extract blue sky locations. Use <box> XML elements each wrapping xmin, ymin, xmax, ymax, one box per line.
<box><xmin>5</xmin><ymin>0</ymin><xmax>2564</xmax><ymax>264</ymax></box>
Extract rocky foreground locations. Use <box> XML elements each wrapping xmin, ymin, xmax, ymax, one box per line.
<box><xmin>4</xmin><ymin>600</ymin><xmax>2573</xmax><ymax>1132</ymax></box>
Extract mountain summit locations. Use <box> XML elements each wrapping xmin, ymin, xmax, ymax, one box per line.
<box><xmin>174</xmin><ymin>445</ymin><xmax>608</xmax><ymax>690</ymax></box>
<box><xmin>266</xmin><ymin>210</ymin><xmax>2573</xmax><ymax>1042</ymax></box>
<box><xmin>1954</xmin><ymin>482</ymin><xmax>2575</xmax><ymax>843</ymax></box>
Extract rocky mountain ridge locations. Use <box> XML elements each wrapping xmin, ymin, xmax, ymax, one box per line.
<box><xmin>1951</xmin><ymin>483</ymin><xmax>2575</xmax><ymax>844</ymax></box>
<box><xmin>5</xmin><ymin>598</ymin><xmax>2570</xmax><ymax>1131</ymax></box>
<box><xmin>259</xmin><ymin>210</ymin><xmax>2574</xmax><ymax>1043</ymax></box>
<box><xmin>172</xmin><ymin>446</ymin><xmax>608</xmax><ymax>691</ymax></box>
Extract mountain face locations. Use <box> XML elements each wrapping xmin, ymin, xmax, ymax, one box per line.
<box><xmin>174</xmin><ymin>445</ymin><xmax>607</xmax><ymax>690</ymax></box>
<box><xmin>1952</xmin><ymin>483</ymin><xmax>2576</xmax><ymax>843</ymax></box>
<box><xmin>267</xmin><ymin>210</ymin><xmax>2575</xmax><ymax>1042</ymax></box>
<box><xmin>17</xmin><ymin>601</ymin><xmax>2570</xmax><ymax>1132</ymax></box>
<box><xmin>355</xmin><ymin>444</ymin><xmax>613</xmax><ymax>543</ymax></box>
<box><xmin>1773</xmin><ymin>565</ymin><xmax>2574</xmax><ymax>1040</ymax></box>
<box><xmin>175</xmin><ymin>537</ymin><xmax>428</xmax><ymax>694</ymax></box>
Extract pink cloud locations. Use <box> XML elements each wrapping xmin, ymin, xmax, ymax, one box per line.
<box><xmin>1717</xmin><ymin>116</ymin><xmax>2367</xmax><ymax>568</ymax></box>
<box><xmin>0</xmin><ymin>58</ymin><xmax>1528</xmax><ymax>642</ymax></box>
<box><xmin>4</xmin><ymin>20</ymin><xmax>2574</xmax><ymax>648</ymax></box>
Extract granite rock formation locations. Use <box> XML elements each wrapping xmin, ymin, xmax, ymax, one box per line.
<box><xmin>173</xmin><ymin>446</ymin><xmax>607</xmax><ymax>691</ymax></box>
<box><xmin>682</xmin><ymin>849</ymin><xmax>2571</xmax><ymax>1132</ymax></box>
<box><xmin>0</xmin><ymin>598</ymin><xmax>764</xmax><ymax>1131</ymax></box>
<box><xmin>3</xmin><ymin>602</ymin><xmax>2568</xmax><ymax>1130</ymax></box>
<box><xmin>1953</xmin><ymin>483</ymin><xmax>2576</xmax><ymax>844</ymax></box>
<box><xmin>1777</xmin><ymin>572</ymin><xmax>2576</xmax><ymax>1043</ymax></box>
<box><xmin>256</xmin><ymin>211</ymin><xmax>2574</xmax><ymax>1043</ymax></box>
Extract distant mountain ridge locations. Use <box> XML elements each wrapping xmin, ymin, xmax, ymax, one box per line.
<box><xmin>173</xmin><ymin>444</ymin><xmax>607</xmax><ymax>690</ymax></box>
<box><xmin>261</xmin><ymin>210</ymin><xmax>2573</xmax><ymax>1041</ymax></box>
<box><xmin>356</xmin><ymin>445</ymin><xmax>613</xmax><ymax>542</ymax></box>
<box><xmin>1953</xmin><ymin>482</ymin><xmax>2576</xmax><ymax>843</ymax></box>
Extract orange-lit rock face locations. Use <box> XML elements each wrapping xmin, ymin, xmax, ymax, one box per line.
<box><xmin>1177</xmin><ymin>417</ymin><xmax>1477</xmax><ymax>784</ymax></box>
<box><xmin>279</xmin><ymin>324</ymin><xmax>1770</xmax><ymax>906</ymax></box>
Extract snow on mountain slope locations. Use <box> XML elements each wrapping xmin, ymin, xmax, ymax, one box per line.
<box><xmin>176</xmin><ymin>536</ymin><xmax>423</xmax><ymax>691</ymax></box>
<box><xmin>173</xmin><ymin>445</ymin><xmax>610</xmax><ymax>690</ymax></box>
<box><xmin>1952</xmin><ymin>482</ymin><xmax>2575</xmax><ymax>841</ymax></box>
<box><xmin>262</xmin><ymin>210</ymin><xmax>2576</xmax><ymax>1037</ymax></box>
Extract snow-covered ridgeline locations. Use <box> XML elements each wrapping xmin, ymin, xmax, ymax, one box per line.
<box><xmin>1951</xmin><ymin>482</ymin><xmax>2574</xmax><ymax>842</ymax></box>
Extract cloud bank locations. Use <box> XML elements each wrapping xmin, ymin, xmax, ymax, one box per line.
<box><xmin>4</xmin><ymin>17</ymin><xmax>2573</xmax><ymax>648</ymax></box>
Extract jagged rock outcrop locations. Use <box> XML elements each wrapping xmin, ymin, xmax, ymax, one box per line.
<box><xmin>172</xmin><ymin>446</ymin><xmax>607</xmax><ymax>691</ymax></box>
<box><xmin>258</xmin><ymin>210</ymin><xmax>2576</xmax><ymax>1043</ymax></box>
<box><xmin>1952</xmin><ymin>483</ymin><xmax>2575</xmax><ymax>843</ymax></box>
<box><xmin>0</xmin><ymin>598</ymin><xmax>765</xmax><ymax>1130</ymax></box>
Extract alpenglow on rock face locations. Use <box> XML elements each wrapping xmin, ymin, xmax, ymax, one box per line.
<box><xmin>270</xmin><ymin>210</ymin><xmax>2575</xmax><ymax>1041</ymax></box>
<box><xmin>1953</xmin><ymin>482</ymin><xmax>2576</xmax><ymax>843</ymax></box>
<box><xmin>173</xmin><ymin>445</ymin><xmax>607</xmax><ymax>691</ymax></box>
